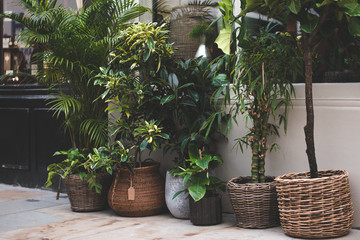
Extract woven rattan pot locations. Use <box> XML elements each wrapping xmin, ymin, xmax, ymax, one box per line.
<box><xmin>227</xmin><ymin>176</ymin><xmax>280</xmax><ymax>228</ymax></box>
<box><xmin>63</xmin><ymin>173</ymin><xmax>112</xmax><ymax>212</ymax></box>
<box><xmin>275</xmin><ymin>170</ymin><xmax>353</xmax><ymax>239</ymax></box>
<box><xmin>108</xmin><ymin>162</ymin><xmax>166</xmax><ymax>217</ymax></box>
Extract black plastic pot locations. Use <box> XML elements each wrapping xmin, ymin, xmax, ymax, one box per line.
<box><xmin>189</xmin><ymin>195</ymin><xmax>222</xmax><ymax>226</ymax></box>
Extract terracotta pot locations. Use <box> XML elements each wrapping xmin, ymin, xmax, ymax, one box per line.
<box><xmin>190</xmin><ymin>195</ymin><xmax>222</xmax><ymax>226</ymax></box>
<box><xmin>63</xmin><ymin>173</ymin><xmax>112</xmax><ymax>212</ymax></box>
<box><xmin>108</xmin><ymin>162</ymin><xmax>166</xmax><ymax>217</ymax></box>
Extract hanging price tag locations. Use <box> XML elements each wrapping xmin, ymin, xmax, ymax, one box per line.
<box><xmin>128</xmin><ymin>186</ymin><xmax>135</xmax><ymax>200</ymax></box>
<box><xmin>128</xmin><ymin>175</ymin><xmax>135</xmax><ymax>200</ymax></box>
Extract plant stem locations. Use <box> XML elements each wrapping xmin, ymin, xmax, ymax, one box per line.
<box><xmin>251</xmin><ymin>105</ymin><xmax>261</xmax><ymax>183</ymax></box>
<box><xmin>303</xmin><ymin>32</ymin><xmax>318</xmax><ymax>178</ymax></box>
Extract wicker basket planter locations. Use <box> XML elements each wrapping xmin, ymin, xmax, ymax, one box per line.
<box><xmin>275</xmin><ymin>170</ymin><xmax>354</xmax><ymax>239</ymax></box>
<box><xmin>108</xmin><ymin>162</ymin><xmax>166</xmax><ymax>217</ymax></box>
<box><xmin>63</xmin><ymin>173</ymin><xmax>112</xmax><ymax>212</ymax></box>
<box><xmin>190</xmin><ymin>195</ymin><xmax>222</xmax><ymax>226</ymax></box>
<box><xmin>227</xmin><ymin>176</ymin><xmax>280</xmax><ymax>228</ymax></box>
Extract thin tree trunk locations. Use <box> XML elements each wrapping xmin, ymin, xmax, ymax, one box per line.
<box><xmin>303</xmin><ymin>33</ymin><xmax>318</xmax><ymax>178</ymax></box>
<box><xmin>251</xmin><ymin>113</ymin><xmax>261</xmax><ymax>183</ymax></box>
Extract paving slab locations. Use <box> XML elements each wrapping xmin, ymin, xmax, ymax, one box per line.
<box><xmin>0</xmin><ymin>211</ymin><xmax>62</xmax><ymax>232</ymax></box>
<box><xmin>0</xmin><ymin>184</ymin><xmax>360</xmax><ymax>240</ymax></box>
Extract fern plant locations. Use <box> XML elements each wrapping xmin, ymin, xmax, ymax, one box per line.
<box><xmin>1</xmin><ymin>0</ymin><xmax>150</xmax><ymax>150</ymax></box>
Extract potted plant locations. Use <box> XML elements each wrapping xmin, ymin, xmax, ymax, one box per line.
<box><xmin>45</xmin><ymin>148</ymin><xmax>113</xmax><ymax>212</ymax></box>
<box><xmin>212</xmin><ymin>1</ymin><xmax>300</xmax><ymax>228</ymax></box>
<box><xmin>95</xmin><ymin>22</ymin><xmax>173</xmax><ymax>217</ymax></box>
<box><xmin>172</xmin><ymin>143</ymin><xmax>225</xmax><ymax>226</ymax></box>
<box><xmin>217</xmin><ymin>0</ymin><xmax>355</xmax><ymax>237</ymax></box>
<box><xmin>104</xmin><ymin>120</ymin><xmax>169</xmax><ymax>217</ymax></box>
<box><xmin>156</xmin><ymin>57</ymin><xmax>224</xmax><ymax>219</ymax></box>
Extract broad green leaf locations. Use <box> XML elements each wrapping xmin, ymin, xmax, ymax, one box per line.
<box><xmin>181</xmin><ymin>99</ymin><xmax>197</xmax><ymax>107</ymax></box>
<box><xmin>140</xmin><ymin>139</ymin><xmax>149</xmax><ymax>151</ymax></box>
<box><xmin>79</xmin><ymin>172</ymin><xmax>86</xmax><ymax>180</ymax></box>
<box><xmin>177</xmin><ymin>82</ymin><xmax>194</xmax><ymax>90</ymax></box>
<box><xmin>147</xmin><ymin>37</ymin><xmax>155</xmax><ymax>50</ymax></box>
<box><xmin>143</xmin><ymin>49</ymin><xmax>150</xmax><ymax>61</ymax></box>
<box><xmin>348</xmin><ymin>17</ymin><xmax>360</xmax><ymax>36</ymax></box>
<box><xmin>188</xmin><ymin>143</ymin><xmax>200</xmax><ymax>160</ymax></box>
<box><xmin>241</xmin><ymin>0</ymin><xmax>263</xmax><ymax>16</ymax></box>
<box><xmin>212</xmin><ymin>74</ymin><xmax>228</xmax><ymax>86</ymax></box>
<box><xmin>160</xmin><ymin>95</ymin><xmax>175</xmax><ymax>105</ymax></box>
<box><xmin>168</xmin><ymin>73</ymin><xmax>179</xmax><ymax>88</ymax></box>
<box><xmin>343</xmin><ymin>3</ymin><xmax>360</xmax><ymax>17</ymax></box>
<box><xmin>188</xmin><ymin>177</ymin><xmax>208</xmax><ymax>202</ymax></box>
<box><xmin>180</xmin><ymin>138</ymin><xmax>189</xmax><ymax>153</ymax></box>
<box><xmin>189</xmin><ymin>90</ymin><xmax>199</xmax><ymax>103</ymax></box>
<box><xmin>172</xmin><ymin>190</ymin><xmax>186</xmax><ymax>200</ymax></box>
<box><xmin>288</xmin><ymin>0</ymin><xmax>301</xmax><ymax>14</ymax></box>
<box><xmin>195</xmin><ymin>154</ymin><xmax>212</xmax><ymax>170</ymax></box>
<box><xmin>300</xmin><ymin>14</ymin><xmax>319</xmax><ymax>33</ymax></box>
<box><xmin>189</xmin><ymin>184</ymin><xmax>206</xmax><ymax>202</ymax></box>
<box><xmin>215</xmin><ymin>25</ymin><xmax>232</xmax><ymax>55</ymax></box>
<box><xmin>316</xmin><ymin>0</ymin><xmax>333</xmax><ymax>8</ymax></box>
<box><xmin>183</xmin><ymin>173</ymin><xmax>191</xmax><ymax>187</ymax></box>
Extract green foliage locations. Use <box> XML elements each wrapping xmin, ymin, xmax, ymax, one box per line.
<box><xmin>214</xmin><ymin>1</ymin><xmax>303</xmax><ymax>183</ymax></box>
<box><xmin>155</xmin><ymin>58</ymin><xmax>226</xmax><ymax>164</ymax></box>
<box><xmin>45</xmin><ymin>140</ymin><xmax>136</xmax><ymax>193</ymax></box>
<box><xmin>231</xmin><ymin>28</ymin><xmax>299</xmax><ymax>183</ymax></box>
<box><xmin>45</xmin><ymin>148</ymin><xmax>105</xmax><ymax>193</ymax></box>
<box><xmin>214</xmin><ymin>0</ymin><xmax>234</xmax><ymax>54</ymax></box>
<box><xmin>135</xmin><ymin>120</ymin><xmax>170</xmax><ymax>152</ymax></box>
<box><xmin>94</xmin><ymin>22</ymin><xmax>172</xmax><ymax>167</ymax></box>
<box><xmin>237</xmin><ymin>0</ymin><xmax>360</xmax><ymax>178</ymax></box>
<box><xmin>172</xmin><ymin>143</ymin><xmax>225</xmax><ymax>202</ymax></box>
<box><xmin>1</xmin><ymin>0</ymin><xmax>150</xmax><ymax>150</ymax></box>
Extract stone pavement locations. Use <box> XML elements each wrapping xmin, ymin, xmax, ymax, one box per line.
<box><xmin>0</xmin><ymin>183</ymin><xmax>359</xmax><ymax>240</ymax></box>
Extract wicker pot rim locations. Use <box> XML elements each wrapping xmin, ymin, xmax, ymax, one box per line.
<box><xmin>116</xmin><ymin>161</ymin><xmax>160</xmax><ymax>174</ymax></box>
<box><xmin>228</xmin><ymin>176</ymin><xmax>276</xmax><ymax>189</ymax></box>
<box><xmin>275</xmin><ymin>170</ymin><xmax>348</xmax><ymax>183</ymax></box>
<box><xmin>64</xmin><ymin>172</ymin><xmax>109</xmax><ymax>180</ymax></box>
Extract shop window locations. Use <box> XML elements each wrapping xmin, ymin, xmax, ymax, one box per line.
<box><xmin>0</xmin><ymin>0</ymin><xmax>80</xmax><ymax>84</ymax></box>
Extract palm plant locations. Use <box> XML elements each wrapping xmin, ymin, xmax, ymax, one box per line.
<box><xmin>1</xmin><ymin>0</ymin><xmax>150</xmax><ymax>150</ymax></box>
<box><xmin>212</xmin><ymin>1</ymin><xmax>301</xmax><ymax>183</ymax></box>
<box><xmin>216</xmin><ymin>0</ymin><xmax>360</xmax><ymax>178</ymax></box>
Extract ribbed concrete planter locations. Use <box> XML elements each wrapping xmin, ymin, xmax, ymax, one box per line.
<box><xmin>165</xmin><ymin>171</ymin><xmax>190</xmax><ymax>219</ymax></box>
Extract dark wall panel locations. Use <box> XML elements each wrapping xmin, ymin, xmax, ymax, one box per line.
<box><xmin>0</xmin><ymin>85</ymin><xmax>70</xmax><ymax>189</ymax></box>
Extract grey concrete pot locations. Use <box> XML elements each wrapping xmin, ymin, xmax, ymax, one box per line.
<box><xmin>165</xmin><ymin>171</ymin><xmax>190</xmax><ymax>219</ymax></box>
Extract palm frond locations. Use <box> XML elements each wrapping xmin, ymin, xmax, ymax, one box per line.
<box><xmin>47</xmin><ymin>94</ymin><xmax>82</xmax><ymax>119</ymax></box>
<box><xmin>80</xmin><ymin>119</ymin><xmax>109</xmax><ymax>147</ymax></box>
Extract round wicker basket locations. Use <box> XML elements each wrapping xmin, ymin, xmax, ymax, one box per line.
<box><xmin>227</xmin><ymin>176</ymin><xmax>280</xmax><ymax>228</ymax></box>
<box><xmin>275</xmin><ymin>170</ymin><xmax>354</xmax><ymax>238</ymax></box>
<box><xmin>108</xmin><ymin>162</ymin><xmax>166</xmax><ymax>217</ymax></box>
<box><xmin>63</xmin><ymin>173</ymin><xmax>112</xmax><ymax>212</ymax></box>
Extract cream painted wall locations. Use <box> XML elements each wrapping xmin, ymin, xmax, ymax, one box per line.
<box><xmin>154</xmin><ymin>83</ymin><xmax>360</xmax><ymax>228</ymax></box>
<box><xmin>217</xmin><ymin>83</ymin><xmax>360</xmax><ymax>228</ymax></box>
